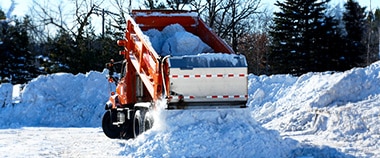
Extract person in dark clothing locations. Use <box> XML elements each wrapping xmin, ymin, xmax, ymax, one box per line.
<box><xmin>105</xmin><ymin>59</ymin><xmax>121</xmax><ymax>85</ymax></box>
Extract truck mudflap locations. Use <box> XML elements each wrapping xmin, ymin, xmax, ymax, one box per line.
<box><xmin>166</xmin><ymin>53</ymin><xmax>248</xmax><ymax>109</ymax></box>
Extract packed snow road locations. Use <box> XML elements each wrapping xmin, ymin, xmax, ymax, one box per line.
<box><xmin>0</xmin><ymin>127</ymin><xmax>124</xmax><ymax>157</ymax></box>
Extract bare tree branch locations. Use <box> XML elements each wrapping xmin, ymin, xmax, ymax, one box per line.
<box><xmin>200</xmin><ymin>0</ymin><xmax>262</xmax><ymax>51</ymax></box>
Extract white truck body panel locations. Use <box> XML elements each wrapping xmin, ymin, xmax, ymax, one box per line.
<box><xmin>169</xmin><ymin>67</ymin><xmax>247</xmax><ymax>100</ymax></box>
<box><xmin>166</xmin><ymin>54</ymin><xmax>248</xmax><ymax>108</ymax></box>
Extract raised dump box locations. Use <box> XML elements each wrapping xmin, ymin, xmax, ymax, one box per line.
<box><xmin>102</xmin><ymin>10</ymin><xmax>248</xmax><ymax>139</ymax></box>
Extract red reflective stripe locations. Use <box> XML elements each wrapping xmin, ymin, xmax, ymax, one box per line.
<box><xmin>172</xmin><ymin>95</ymin><xmax>247</xmax><ymax>100</ymax></box>
<box><xmin>171</xmin><ymin>74</ymin><xmax>246</xmax><ymax>78</ymax></box>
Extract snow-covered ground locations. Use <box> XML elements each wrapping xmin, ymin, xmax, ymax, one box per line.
<box><xmin>0</xmin><ymin>127</ymin><xmax>125</xmax><ymax>157</ymax></box>
<box><xmin>1</xmin><ymin>61</ymin><xmax>379</xmax><ymax>157</ymax></box>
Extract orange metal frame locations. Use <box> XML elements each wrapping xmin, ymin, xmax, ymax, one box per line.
<box><xmin>115</xmin><ymin>10</ymin><xmax>235</xmax><ymax>106</ymax></box>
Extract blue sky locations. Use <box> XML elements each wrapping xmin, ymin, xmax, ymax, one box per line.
<box><xmin>0</xmin><ymin>0</ymin><xmax>379</xmax><ymax>35</ymax></box>
<box><xmin>1</xmin><ymin>0</ymin><xmax>380</xmax><ymax>18</ymax></box>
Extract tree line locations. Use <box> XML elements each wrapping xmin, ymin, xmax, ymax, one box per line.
<box><xmin>269</xmin><ymin>0</ymin><xmax>380</xmax><ymax>75</ymax></box>
<box><xmin>0</xmin><ymin>0</ymin><xmax>379</xmax><ymax>84</ymax></box>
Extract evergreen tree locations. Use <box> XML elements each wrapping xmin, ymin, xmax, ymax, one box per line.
<box><xmin>0</xmin><ymin>12</ymin><xmax>38</xmax><ymax>84</ymax></box>
<box><xmin>47</xmin><ymin>29</ymin><xmax>75</xmax><ymax>73</ymax></box>
<box><xmin>376</xmin><ymin>9</ymin><xmax>380</xmax><ymax>59</ymax></box>
<box><xmin>342</xmin><ymin>0</ymin><xmax>367</xmax><ymax>69</ymax></box>
<box><xmin>366</xmin><ymin>8</ymin><xmax>380</xmax><ymax>65</ymax></box>
<box><xmin>314</xmin><ymin>15</ymin><xmax>346</xmax><ymax>71</ymax></box>
<box><xmin>45</xmin><ymin>23</ymin><xmax>122</xmax><ymax>74</ymax></box>
<box><xmin>269</xmin><ymin>0</ymin><xmax>336</xmax><ymax>75</ymax></box>
<box><xmin>0</xmin><ymin>10</ymin><xmax>8</xmax><ymax>82</ymax></box>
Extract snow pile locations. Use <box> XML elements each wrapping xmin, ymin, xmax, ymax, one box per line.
<box><xmin>169</xmin><ymin>53</ymin><xmax>247</xmax><ymax>68</ymax></box>
<box><xmin>144</xmin><ymin>24</ymin><xmax>214</xmax><ymax>56</ymax></box>
<box><xmin>0</xmin><ymin>71</ymin><xmax>110</xmax><ymax>127</ymax></box>
<box><xmin>134</xmin><ymin>12</ymin><xmax>198</xmax><ymax>18</ymax></box>
<box><xmin>121</xmin><ymin>108</ymin><xmax>293</xmax><ymax>157</ymax></box>
<box><xmin>144</xmin><ymin>23</ymin><xmax>247</xmax><ymax>68</ymax></box>
<box><xmin>249</xmin><ymin>63</ymin><xmax>380</xmax><ymax>132</ymax></box>
<box><xmin>249</xmin><ymin>61</ymin><xmax>380</xmax><ymax>157</ymax></box>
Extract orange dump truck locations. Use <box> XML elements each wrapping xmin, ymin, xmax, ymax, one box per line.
<box><xmin>102</xmin><ymin>10</ymin><xmax>248</xmax><ymax>139</ymax></box>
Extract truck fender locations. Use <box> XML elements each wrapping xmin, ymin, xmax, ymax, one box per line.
<box><xmin>134</xmin><ymin>102</ymin><xmax>152</xmax><ymax>109</ymax></box>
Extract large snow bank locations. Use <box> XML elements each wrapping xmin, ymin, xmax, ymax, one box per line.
<box><xmin>249</xmin><ymin>61</ymin><xmax>380</xmax><ymax>157</ymax></box>
<box><xmin>144</xmin><ymin>24</ymin><xmax>213</xmax><ymax>56</ymax></box>
<box><xmin>0</xmin><ymin>71</ymin><xmax>110</xmax><ymax>128</ymax></box>
<box><xmin>249</xmin><ymin>63</ymin><xmax>380</xmax><ymax>131</ymax></box>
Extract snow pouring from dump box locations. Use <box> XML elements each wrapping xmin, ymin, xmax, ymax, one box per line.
<box><xmin>121</xmin><ymin>108</ymin><xmax>293</xmax><ymax>157</ymax></box>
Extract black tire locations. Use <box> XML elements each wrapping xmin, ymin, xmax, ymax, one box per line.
<box><xmin>102</xmin><ymin>111</ymin><xmax>121</xmax><ymax>139</ymax></box>
<box><xmin>120</xmin><ymin>119</ymin><xmax>134</xmax><ymax>139</ymax></box>
<box><xmin>144</xmin><ymin>110</ymin><xmax>154</xmax><ymax>131</ymax></box>
<box><xmin>133</xmin><ymin>110</ymin><xmax>144</xmax><ymax>138</ymax></box>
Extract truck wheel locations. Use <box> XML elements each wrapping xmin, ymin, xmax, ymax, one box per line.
<box><xmin>120</xmin><ymin>118</ymin><xmax>134</xmax><ymax>139</ymax></box>
<box><xmin>102</xmin><ymin>111</ymin><xmax>121</xmax><ymax>139</ymax></box>
<box><xmin>144</xmin><ymin>110</ymin><xmax>154</xmax><ymax>131</ymax></box>
<box><xmin>133</xmin><ymin>110</ymin><xmax>144</xmax><ymax>138</ymax></box>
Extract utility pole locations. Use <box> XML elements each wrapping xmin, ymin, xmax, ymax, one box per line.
<box><xmin>94</xmin><ymin>6</ymin><xmax>119</xmax><ymax>39</ymax></box>
<box><xmin>102</xmin><ymin>9</ymin><xmax>105</xmax><ymax>39</ymax></box>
